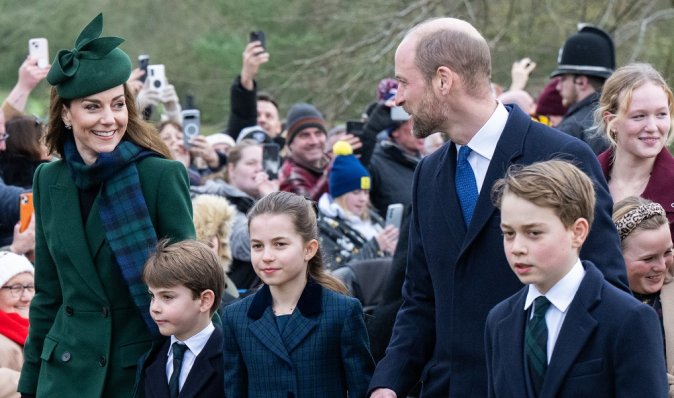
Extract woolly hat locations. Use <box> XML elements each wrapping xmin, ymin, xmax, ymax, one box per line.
<box><xmin>237</xmin><ymin>125</ymin><xmax>272</xmax><ymax>144</ymax></box>
<box><xmin>285</xmin><ymin>103</ymin><xmax>326</xmax><ymax>145</ymax></box>
<box><xmin>536</xmin><ymin>78</ymin><xmax>568</xmax><ymax>116</ymax></box>
<box><xmin>0</xmin><ymin>252</ymin><xmax>34</xmax><ymax>288</ymax></box>
<box><xmin>206</xmin><ymin>132</ymin><xmax>236</xmax><ymax>149</ymax></box>
<box><xmin>47</xmin><ymin>13</ymin><xmax>132</xmax><ymax>100</ymax></box>
<box><xmin>329</xmin><ymin>141</ymin><xmax>370</xmax><ymax>198</ymax></box>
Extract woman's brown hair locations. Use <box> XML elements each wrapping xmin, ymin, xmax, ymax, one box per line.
<box><xmin>44</xmin><ymin>84</ymin><xmax>171</xmax><ymax>159</ymax></box>
<box><xmin>5</xmin><ymin>116</ymin><xmax>45</xmax><ymax>160</ymax></box>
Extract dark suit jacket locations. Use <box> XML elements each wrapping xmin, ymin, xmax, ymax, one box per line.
<box><xmin>19</xmin><ymin>157</ymin><xmax>195</xmax><ymax>397</ymax></box>
<box><xmin>222</xmin><ymin>281</ymin><xmax>375</xmax><ymax>398</ymax></box>
<box><xmin>485</xmin><ymin>261</ymin><xmax>667</xmax><ymax>397</ymax></box>
<box><xmin>368</xmin><ymin>105</ymin><xmax>628</xmax><ymax>397</ymax></box>
<box><xmin>142</xmin><ymin>326</ymin><xmax>224</xmax><ymax>398</ymax></box>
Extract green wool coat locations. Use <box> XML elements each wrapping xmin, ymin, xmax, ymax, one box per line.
<box><xmin>18</xmin><ymin>157</ymin><xmax>195</xmax><ymax>398</ymax></box>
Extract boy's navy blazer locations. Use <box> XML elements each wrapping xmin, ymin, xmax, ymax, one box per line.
<box><xmin>485</xmin><ymin>261</ymin><xmax>667</xmax><ymax>397</ymax></box>
<box><xmin>222</xmin><ymin>280</ymin><xmax>375</xmax><ymax>398</ymax></box>
<box><xmin>369</xmin><ymin>105</ymin><xmax>629</xmax><ymax>397</ymax></box>
<box><xmin>142</xmin><ymin>326</ymin><xmax>224</xmax><ymax>398</ymax></box>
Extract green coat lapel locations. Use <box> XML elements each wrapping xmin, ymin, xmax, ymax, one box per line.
<box><xmin>50</xmin><ymin>165</ymin><xmax>107</xmax><ymax>302</ymax></box>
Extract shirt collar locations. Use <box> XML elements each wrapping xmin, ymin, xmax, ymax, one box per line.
<box><xmin>524</xmin><ymin>259</ymin><xmax>585</xmax><ymax>313</ymax></box>
<box><xmin>459</xmin><ymin>101</ymin><xmax>508</xmax><ymax>161</ymax></box>
<box><xmin>169</xmin><ymin>321</ymin><xmax>214</xmax><ymax>358</ymax></box>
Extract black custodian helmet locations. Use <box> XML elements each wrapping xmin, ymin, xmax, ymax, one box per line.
<box><xmin>550</xmin><ymin>25</ymin><xmax>615</xmax><ymax>79</ymax></box>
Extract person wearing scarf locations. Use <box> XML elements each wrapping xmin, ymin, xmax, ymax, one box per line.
<box><xmin>0</xmin><ymin>251</ymin><xmax>33</xmax><ymax>398</ymax></box>
<box><xmin>18</xmin><ymin>14</ymin><xmax>194</xmax><ymax>398</ymax></box>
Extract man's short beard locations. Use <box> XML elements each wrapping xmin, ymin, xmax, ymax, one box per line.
<box><xmin>412</xmin><ymin>93</ymin><xmax>446</xmax><ymax>138</ymax></box>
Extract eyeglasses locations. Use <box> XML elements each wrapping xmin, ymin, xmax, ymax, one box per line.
<box><xmin>1</xmin><ymin>284</ymin><xmax>35</xmax><ymax>298</ymax></box>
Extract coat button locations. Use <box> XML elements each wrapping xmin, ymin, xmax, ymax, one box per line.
<box><xmin>61</xmin><ymin>351</ymin><xmax>71</xmax><ymax>362</ymax></box>
<box><xmin>65</xmin><ymin>306</ymin><xmax>74</xmax><ymax>316</ymax></box>
<box><xmin>101</xmin><ymin>307</ymin><xmax>109</xmax><ymax>317</ymax></box>
<box><xmin>98</xmin><ymin>356</ymin><xmax>106</xmax><ymax>367</ymax></box>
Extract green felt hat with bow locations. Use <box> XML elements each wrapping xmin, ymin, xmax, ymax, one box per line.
<box><xmin>47</xmin><ymin>13</ymin><xmax>131</xmax><ymax>100</ymax></box>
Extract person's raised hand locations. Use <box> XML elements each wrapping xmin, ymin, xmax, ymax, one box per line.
<box><xmin>509</xmin><ymin>57</ymin><xmax>536</xmax><ymax>91</ymax></box>
<box><xmin>187</xmin><ymin>135</ymin><xmax>220</xmax><ymax>169</ymax></box>
<box><xmin>18</xmin><ymin>56</ymin><xmax>49</xmax><ymax>91</ymax></box>
<box><xmin>127</xmin><ymin>68</ymin><xmax>145</xmax><ymax>97</ymax></box>
<box><xmin>240</xmin><ymin>41</ymin><xmax>270</xmax><ymax>90</ymax></box>
<box><xmin>9</xmin><ymin>214</ymin><xmax>35</xmax><ymax>256</ymax></box>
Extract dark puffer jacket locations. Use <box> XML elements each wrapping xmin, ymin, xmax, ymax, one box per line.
<box><xmin>368</xmin><ymin>140</ymin><xmax>420</xmax><ymax>218</ymax></box>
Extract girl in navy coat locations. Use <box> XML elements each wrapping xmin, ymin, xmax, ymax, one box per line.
<box><xmin>222</xmin><ymin>191</ymin><xmax>374</xmax><ymax>397</ymax></box>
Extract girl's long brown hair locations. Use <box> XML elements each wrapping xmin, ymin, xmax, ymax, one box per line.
<box><xmin>248</xmin><ymin>191</ymin><xmax>349</xmax><ymax>295</ymax></box>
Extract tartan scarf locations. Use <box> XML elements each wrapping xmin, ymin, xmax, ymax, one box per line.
<box><xmin>64</xmin><ymin>138</ymin><xmax>159</xmax><ymax>336</ymax></box>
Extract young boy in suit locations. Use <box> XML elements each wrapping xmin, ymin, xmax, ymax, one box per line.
<box><xmin>141</xmin><ymin>240</ymin><xmax>225</xmax><ymax>398</ymax></box>
<box><xmin>485</xmin><ymin>160</ymin><xmax>667</xmax><ymax>398</ymax></box>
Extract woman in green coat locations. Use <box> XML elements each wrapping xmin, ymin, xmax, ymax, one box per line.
<box><xmin>18</xmin><ymin>14</ymin><xmax>195</xmax><ymax>397</ymax></box>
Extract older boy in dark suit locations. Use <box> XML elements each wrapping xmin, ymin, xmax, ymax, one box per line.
<box><xmin>140</xmin><ymin>240</ymin><xmax>225</xmax><ymax>398</ymax></box>
<box><xmin>486</xmin><ymin>160</ymin><xmax>667</xmax><ymax>397</ymax></box>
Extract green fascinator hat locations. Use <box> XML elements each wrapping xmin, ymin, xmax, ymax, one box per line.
<box><xmin>47</xmin><ymin>13</ymin><xmax>131</xmax><ymax>100</ymax></box>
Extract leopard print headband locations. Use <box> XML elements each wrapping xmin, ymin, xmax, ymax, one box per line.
<box><xmin>614</xmin><ymin>202</ymin><xmax>666</xmax><ymax>241</ymax></box>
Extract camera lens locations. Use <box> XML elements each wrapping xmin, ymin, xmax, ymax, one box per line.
<box><xmin>185</xmin><ymin>125</ymin><xmax>197</xmax><ymax>137</ymax></box>
<box><xmin>153</xmin><ymin>79</ymin><xmax>162</xmax><ymax>89</ymax></box>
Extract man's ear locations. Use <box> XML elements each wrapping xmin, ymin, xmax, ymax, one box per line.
<box><xmin>436</xmin><ymin>66</ymin><xmax>453</xmax><ymax>95</ymax></box>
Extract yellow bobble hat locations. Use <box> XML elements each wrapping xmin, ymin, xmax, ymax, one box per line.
<box><xmin>47</xmin><ymin>13</ymin><xmax>132</xmax><ymax>100</ymax></box>
<box><xmin>329</xmin><ymin>141</ymin><xmax>371</xmax><ymax>198</ymax></box>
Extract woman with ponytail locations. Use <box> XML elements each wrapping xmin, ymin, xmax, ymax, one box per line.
<box><xmin>222</xmin><ymin>191</ymin><xmax>374</xmax><ymax>397</ymax></box>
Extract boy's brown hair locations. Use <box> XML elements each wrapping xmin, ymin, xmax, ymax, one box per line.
<box><xmin>491</xmin><ymin>160</ymin><xmax>596</xmax><ymax>228</ymax></box>
<box><xmin>143</xmin><ymin>239</ymin><xmax>225</xmax><ymax>315</ymax></box>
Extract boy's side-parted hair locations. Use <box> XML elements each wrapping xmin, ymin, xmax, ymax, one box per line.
<box><xmin>491</xmin><ymin>160</ymin><xmax>596</xmax><ymax>228</ymax></box>
<box><xmin>143</xmin><ymin>239</ymin><xmax>225</xmax><ymax>315</ymax></box>
<box><xmin>248</xmin><ymin>191</ymin><xmax>349</xmax><ymax>295</ymax></box>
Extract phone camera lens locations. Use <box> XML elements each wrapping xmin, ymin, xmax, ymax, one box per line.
<box><xmin>153</xmin><ymin>79</ymin><xmax>162</xmax><ymax>89</ymax></box>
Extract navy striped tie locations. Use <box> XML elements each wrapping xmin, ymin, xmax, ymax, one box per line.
<box><xmin>526</xmin><ymin>296</ymin><xmax>551</xmax><ymax>395</ymax></box>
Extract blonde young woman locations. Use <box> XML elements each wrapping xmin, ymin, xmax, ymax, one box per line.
<box><xmin>595</xmin><ymin>63</ymin><xmax>674</xmax><ymax>241</ymax></box>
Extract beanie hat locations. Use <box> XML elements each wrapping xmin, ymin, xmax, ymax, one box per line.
<box><xmin>0</xmin><ymin>252</ymin><xmax>34</xmax><ymax>288</ymax></box>
<box><xmin>329</xmin><ymin>141</ymin><xmax>371</xmax><ymax>198</ymax></box>
<box><xmin>535</xmin><ymin>78</ymin><xmax>568</xmax><ymax>116</ymax></box>
<box><xmin>47</xmin><ymin>13</ymin><xmax>132</xmax><ymax>100</ymax></box>
<box><xmin>206</xmin><ymin>132</ymin><xmax>236</xmax><ymax>149</ymax></box>
<box><xmin>285</xmin><ymin>103</ymin><xmax>326</xmax><ymax>145</ymax></box>
<box><xmin>237</xmin><ymin>125</ymin><xmax>272</xmax><ymax>144</ymax></box>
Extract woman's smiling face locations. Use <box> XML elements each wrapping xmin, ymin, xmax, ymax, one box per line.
<box><xmin>62</xmin><ymin>85</ymin><xmax>128</xmax><ymax>165</ymax></box>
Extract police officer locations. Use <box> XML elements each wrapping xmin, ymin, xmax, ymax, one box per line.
<box><xmin>551</xmin><ymin>25</ymin><xmax>615</xmax><ymax>154</ymax></box>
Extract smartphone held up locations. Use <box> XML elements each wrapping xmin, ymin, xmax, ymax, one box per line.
<box><xmin>29</xmin><ymin>38</ymin><xmax>49</xmax><ymax>68</ymax></box>
<box><xmin>182</xmin><ymin>109</ymin><xmax>201</xmax><ymax>148</ymax></box>
<box><xmin>262</xmin><ymin>143</ymin><xmax>280</xmax><ymax>180</ymax></box>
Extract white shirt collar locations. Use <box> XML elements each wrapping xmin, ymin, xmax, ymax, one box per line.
<box><xmin>169</xmin><ymin>321</ymin><xmax>214</xmax><ymax>358</ymax></box>
<box><xmin>457</xmin><ymin>101</ymin><xmax>508</xmax><ymax>162</ymax></box>
<box><xmin>524</xmin><ymin>259</ymin><xmax>585</xmax><ymax>313</ymax></box>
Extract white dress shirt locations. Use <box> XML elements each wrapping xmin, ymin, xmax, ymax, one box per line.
<box><xmin>166</xmin><ymin>321</ymin><xmax>215</xmax><ymax>390</ymax></box>
<box><xmin>524</xmin><ymin>260</ymin><xmax>586</xmax><ymax>363</ymax></box>
<box><xmin>455</xmin><ymin>101</ymin><xmax>509</xmax><ymax>193</ymax></box>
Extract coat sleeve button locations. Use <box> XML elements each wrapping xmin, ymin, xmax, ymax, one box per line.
<box><xmin>98</xmin><ymin>356</ymin><xmax>106</xmax><ymax>367</ymax></box>
<box><xmin>101</xmin><ymin>307</ymin><xmax>109</xmax><ymax>317</ymax></box>
<box><xmin>65</xmin><ymin>306</ymin><xmax>74</xmax><ymax>316</ymax></box>
<box><xmin>61</xmin><ymin>351</ymin><xmax>71</xmax><ymax>362</ymax></box>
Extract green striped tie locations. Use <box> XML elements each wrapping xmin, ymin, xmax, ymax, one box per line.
<box><xmin>526</xmin><ymin>296</ymin><xmax>551</xmax><ymax>395</ymax></box>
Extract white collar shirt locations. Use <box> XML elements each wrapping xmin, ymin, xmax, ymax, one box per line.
<box><xmin>166</xmin><ymin>321</ymin><xmax>215</xmax><ymax>391</ymax></box>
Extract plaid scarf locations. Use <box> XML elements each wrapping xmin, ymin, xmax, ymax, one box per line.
<box><xmin>64</xmin><ymin>138</ymin><xmax>160</xmax><ymax>336</ymax></box>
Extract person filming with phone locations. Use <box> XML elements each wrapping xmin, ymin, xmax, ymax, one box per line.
<box><xmin>317</xmin><ymin>141</ymin><xmax>398</xmax><ymax>271</ymax></box>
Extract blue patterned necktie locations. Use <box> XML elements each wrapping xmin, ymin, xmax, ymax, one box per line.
<box><xmin>526</xmin><ymin>296</ymin><xmax>552</xmax><ymax>396</ymax></box>
<box><xmin>168</xmin><ymin>342</ymin><xmax>188</xmax><ymax>398</ymax></box>
<box><xmin>455</xmin><ymin>146</ymin><xmax>479</xmax><ymax>226</ymax></box>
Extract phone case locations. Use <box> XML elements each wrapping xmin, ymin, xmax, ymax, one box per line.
<box><xmin>385</xmin><ymin>203</ymin><xmax>403</xmax><ymax>230</ymax></box>
<box><xmin>262</xmin><ymin>143</ymin><xmax>280</xmax><ymax>180</ymax></box>
<box><xmin>29</xmin><ymin>38</ymin><xmax>49</xmax><ymax>68</ymax></box>
<box><xmin>19</xmin><ymin>193</ymin><xmax>34</xmax><ymax>233</ymax></box>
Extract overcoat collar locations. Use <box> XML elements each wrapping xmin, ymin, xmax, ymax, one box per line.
<box><xmin>246</xmin><ymin>280</ymin><xmax>322</xmax><ymax>365</ymax></box>
<box><xmin>49</xmin><ymin>161</ymin><xmax>107</xmax><ymax>302</ymax></box>
<box><xmin>433</xmin><ymin>105</ymin><xmax>528</xmax><ymax>256</ymax></box>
